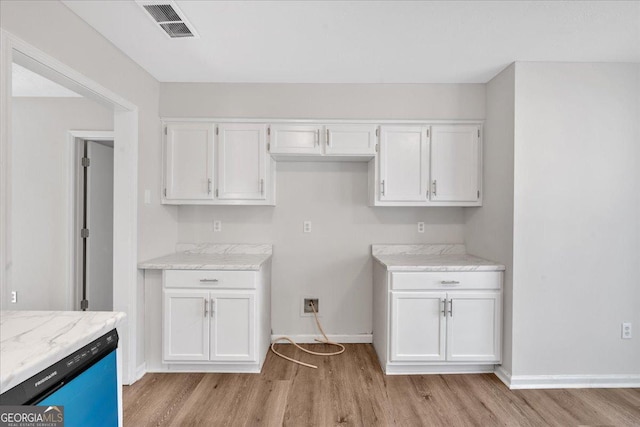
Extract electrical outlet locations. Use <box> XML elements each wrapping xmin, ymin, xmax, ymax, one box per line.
<box><xmin>418</xmin><ymin>222</ymin><xmax>425</xmax><ymax>233</ymax></box>
<box><xmin>213</xmin><ymin>220</ymin><xmax>222</xmax><ymax>232</ymax></box>
<box><xmin>10</xmin><ymin>291</ymin><xmax>17</xmax><ymax>303</ymax></box>
<box><xmin>302</xmin><ymin>298</ymin><xmax>319</xmax><ymax>315</ymax></box>
<box><xmin>622</xmin><ymin>322</ymin><xmax>632</xmax><ymax>339</ymax></box>
<box><xmin>303</xmin><ymin>221</ymin><xmax>312</xmax><ymax>233</ymax></box>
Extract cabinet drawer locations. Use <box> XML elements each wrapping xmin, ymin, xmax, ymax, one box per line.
<box><xmin>391</xmin><ymin>271</ymin><xmax>501</xmax><ymax>291</ymax></box>
<box><xmin>164</xmin><ymin>270</ymin><xmax>257</xmax><ymax>289</ymax></box>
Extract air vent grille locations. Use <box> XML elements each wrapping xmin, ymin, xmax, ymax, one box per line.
<box><xmin>160</xmin><ymin>22</ymin><xmax>193</xmax><ymax>38</ymax></box>
<box><xmin>143</xmin><ymin>4</ymin><xmax>181</xmax><ymax>23</ymax></box>
<box><xmin>137</xmin><ymin>1</ymin><xmax>198</xmax><ymax>39</ymax></box>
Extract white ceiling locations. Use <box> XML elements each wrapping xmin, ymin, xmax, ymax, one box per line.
<box><xmin>63</xmin><ymin>1</ymin><xmax>640</xmax><ymax>84</ymax></box>
<box><xmin>12</xmin><ymin>63</ymin><xmax>82</xmax><ymax>97</ymax></box>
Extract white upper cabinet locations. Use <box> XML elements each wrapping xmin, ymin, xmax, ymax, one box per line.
<box><xmin>325</xmin><ymin>124</ymin><xmax>377</xmax><ymax>157</ymax></box>
<box><xmin>378</xmin><ymin>125</ymin><xmax>429</xmax><ymax>202</ymax></box>
<box><xmin>370</xmin><ymin>122</ymin><xmax>482</xmax><ymax>207</ymax></box>
<box><xmin>217</xmin><ymin>123</ymin><xmax>268</xmax><ymax>201</ymax></box>
<box><xmin>164</xmin><ymin>122</ymin><xmax>215</xmax><ymax>201</ymax></box>
<box><xmin>269</xmin><ymin>124</ymin><xmax>322</xmax><ymax>155</ymax></box>
<box><xmin>430</xmin><ymin>125</ymin><xmax>481</xmax><ymax>203</ymax></box>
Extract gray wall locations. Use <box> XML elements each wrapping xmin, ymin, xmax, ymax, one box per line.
<box><xmin>465</xmin><ymin>64</ymin><xmax>515</xmax><ymax>374</ymax></box>
<box><xmin>511</xmin><ymin>63</ymin><xmax>640</xmax><ymax>376</ymax></box>
<box><xmin>11</xmin><ymin>97</ymin><xmax>113</xmax><ymax>310</ymax></box>
<box><xmin>162</xmin><ymin>82</ymin><xmax>485</xmax><ymax>337</ymax></box>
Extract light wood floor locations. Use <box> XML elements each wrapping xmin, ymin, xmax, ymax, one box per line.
<box><xmin>124</xmin><ymin>344</ymin><xmax>640</xmax><ymax>426</ymax></box>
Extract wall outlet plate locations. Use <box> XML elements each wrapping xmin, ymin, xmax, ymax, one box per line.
<box><xmin>301</xmin><ymin>298</ymin><xmax>319</xmax><ymax>316</ymax></box>
<box><xmin>10</xmin><ymin>291</ymin><xmax>17</xmax><ymax>303</ymax></box>
<box><xmin>303</xmin><ymin>221</ymin><xmax>311</xmax><ymax>233</ymax></box>
<box><xmin>213</xmin><ymin>220</ymin><xmax>222</xmax><ymax>232</ymax></box>
<box><xmin>418</xmin><ymin>222</ymin><xmax>425</xmax><ymax>233</ymax></box>
<box><xmin>622</xmin><ymin>322</ymin><xmax>632</xmax><ymax>339</ymax></box>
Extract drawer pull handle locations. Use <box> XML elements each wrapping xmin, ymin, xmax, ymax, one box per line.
<box><xmin>441</xmin><ymin>299</ymin><xmax>446</xmax><ymax>317</ymax></box>
<box><xmin>204</xmin><ymin>298</ymin><xmax>208</xmax><ymax>317</ymax></box>
<box><xmin>200</xmin><ymin>279</ymin><xmax>219</xmax><ymax>283</ymax></box>
<box><xmin>441</xmin><ymin>280</ymin><xmax>460</xmax><ymax>285</ymax></box>
<box><xmin>448</xmin><ymin>299</ymin><xmax>453</xmax><ymax>317</ymax></box>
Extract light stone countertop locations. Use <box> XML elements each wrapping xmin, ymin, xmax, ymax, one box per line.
<box><xmin>372</xmin><ymin>244</ymin><xmax>505</xmax><ymax>272</ymax></box>
<box><xmin>0</xmin><ymin>310</ymin><xmax>126</xmax><ymax>393</ymax></box>
<box><xmin>138</xmin><ymin>244</ymin><xmax>272</xmax><ymax>271</ymax></box>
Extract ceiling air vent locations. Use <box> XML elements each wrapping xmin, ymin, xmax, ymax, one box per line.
<box><xmin>137</xmin><ymin>1</ymin><xmax>198</xmax><ymax>39</ymax></box>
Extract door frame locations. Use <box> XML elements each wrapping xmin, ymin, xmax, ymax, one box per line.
<box><xmin>1</xmin><ymin>29</ymin><xmax>139</xmax><ymax>386</ymax></box>
<box><xmin>68</xmin><ymin>131</ymin><xmax>115</xmax><ymax>311</ymax></box>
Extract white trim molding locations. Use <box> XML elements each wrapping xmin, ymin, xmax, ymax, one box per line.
<box><xmin>270</xmin><ymin>334</ymin><xmax>373</xmax><ymax>344</ymax></box>
<box><xmin>494</xmin><ymin>366</ymin><xmax>640</xmax><ymax>389</ymax></box>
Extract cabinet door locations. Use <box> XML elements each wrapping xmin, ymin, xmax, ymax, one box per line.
<box><xmin>217</xmin><ymin>123</ymin><xmax>268</xmax><ymax>200</ymax></box>
<box><xmin>164</xmin><ymin>122</ymin><xmax>215</xmax><ymax>200</ymax></box>
<box><xmin>270</xmin><ymin>124</ymin><xmax>322</xmax><ymax>155</ymax></box>
<box><xmin>446</xmin><ymin>291</ymin><xmax>501</xmax><ymax>362</ymax></box>
<box><xmin>163</xmin><ymin>290</ymin><xmax>210</xmax><ymax>361</ymax></box>
<box><xmin>379</xmin><ymin>126</ymin><xmax>429</xmax><ymax>202</ymax></box>
<box><xmin>390</xmin><ymin>291</ymin><xmax>446</xmax><ymax>362</ymax></box>
<box><xmin>325</xmin><ymin>124</ymin><xmax>377</xmax><ymax>156</ymax></box>
<box><xmin>430</xmin><ymin>125</ymin><xmax>480</xmax><ymax>202</ymax></box>
<box><xmin>210</xmin><ymin>292</ymin><xmax>256</xmax><ymax>362</ymax></box>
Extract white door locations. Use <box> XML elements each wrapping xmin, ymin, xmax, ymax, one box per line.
<box><xmin>446</xmin><ymin>291</ymin><xmax>501</xmax><ymax>362</ymax></box>
<box><xmin>210</xmin><ymin>292</ymin><xmax>256</xmax><ymax>362</ymax></box>
<box><xmin>217</xmin><ymin>123</ymin><xmax>267</xmax><ymax>200</ymax></box>
<box><xmin>165</xmin><ymin>122</ymin><xmax>215</xmax><ymax>200</ymax></box>
<box><xmin>85</xmin><ymin>141</ymin><xmax>113</xmax><ymax>311</ymax></box>
<box><xmin>269</xmin><ymin>124</ymin><xmax>322</xmax><ymax>155</ymax></box>
<box><xmin>163</xmin><ymin>290</ymin><xmax>210</xmax><ymax>361</ymax></box>
<box><xmin>390</xmin><ymin>292</ymin><xmax>446</xmax><ymax>362</ymax></box>
<box><xmin>325</xmin><ymin>124</ymin><xmax>377</xmax><ymax>156</ymax></box>
<box><xmin>430</xmin><ymin>125</ymin><xmax>480</xmax><ymax>202</ymax></box>
<box><xmin>378</xmin><ymin>126</ymin><xmax>429</xmax><ymax>202</ymax></box>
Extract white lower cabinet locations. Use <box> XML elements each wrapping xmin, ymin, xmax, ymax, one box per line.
<box><xmin>161</xmin><ymin>268</ymin><xmax>270</xmax><ymax>372</ymax></box>
<box><xmin>373</xmin><ymin>264</ymin><xmax>502</xmax><ymax>374</ymax></box>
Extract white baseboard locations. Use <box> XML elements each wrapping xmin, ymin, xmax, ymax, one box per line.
<box><xmin>385</xmin><ymin>363</ymin><xmax>495</xmax><ymax>375</ymax></box>
<box><xmin>270</xmin><ymin>334</ymin><xmax>373</xmax><ymax>344</ymax></box>
<box><xmin>134</xmin><ymin>362</ymin><xmax>146</xmax><ymax>382</ymax></box>
<box><xmin>494</xmin><ymin>367</ymin><xmax>640</xmax><ymax>389</ymax></box>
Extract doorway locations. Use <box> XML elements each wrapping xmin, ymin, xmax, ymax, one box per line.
<box><xmin>76</xmin><ymin>138</ymin><xmax>114</xmax><ymax>311</ymax></box>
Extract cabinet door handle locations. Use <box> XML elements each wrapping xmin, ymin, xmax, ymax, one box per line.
<box><xmin>448</xmin><ymin>299</ymin><xmax>453</xmax><ymax>317</ymax></box>
<box><xmin>432</xmin><ymin>180</ymin><xmax>437</xmax><ymax>196</ymax></box>
<box><xmin>207</xmin><ymin>178</ymin><xmax>212</xmax><ymax>194</ymax></box>
<box><xmin>441</xmin><ymin>280</ymin><xmax>460</xmax><ymax>285</ymax></box>
<box><xmin>260</xmin><ymin>178</ymin><xmax>264</xmax><ymax>195</ymax></box>
<box><xmin>315</xmin><ymin>129</ymin><xmax>319</xmax><ymax>146</ymax></box>
<box><xmin>326</xmin><ymin>129</ymin><xmax>330</xmax><ymax>146</ymax></box>
<box><xmin>199</xmin><ymin>278</ymin><xmax>219</xmax><ymax>283</ymax></box>
<box><xmin>381</xmin><ymin>180</ymin><xmax>386</xmax><ymax>196</ymax></box>
<box><xmin>204</xmin><ymin>298</ymin><xmax>208</xmax><ymax>317</ymax></box>
<box><xmin>441</xmin><ymin>299</ymin><xmax>446</xmax><ymax>317</ymax></box>
<box><xmin>210</xmin><ymin>298</ymin><xmax>215</xmax><ymax>317</ymax></box>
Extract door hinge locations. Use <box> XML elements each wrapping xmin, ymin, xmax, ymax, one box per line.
<box><xmin>427</xmin><ymin>128</ymin><xmax>430</xmax><ymax>138</ymax></box>
<box><xmin>164</xmin><ymin>126</ymin><xmax>167</xmax><ymax>135</ymax></box>
<box><xmin>477</xmin><ymin>190</ymin><xmax>480</xmax><ymax>199</ymax></box>
<box><xmin>267</xmin><ymin>127</ymin><xmax>271</xmax><ymax>136</ymax></box>
<box><xmin>478</xmin><ymin>129</ymin><xmax>480</xmax><ymax>138</ymax></box>
<box><xmin>215</xmin><ymin>126</ymin><xmax>219</xmax><ymax>136</ymax></box>
<box><xmin>267</xmin><ymin>142</ymin><xmax>270</xmax><ymax>152</ymax></box>
<box><xmin>81</xmin><ymin>157</ymin><xmax>90</xmax><ymax>167</ymax></box>
<box><xmin>375</xmin><ymin>143</ymin><xmax>379</xmax><ymax>152</ymax></box>
<box><xmin>80</xmin><ymin>299</ymin><xmax>89</xmax><ymax>310</ymax></box>
<box><xmin>375</xmin><ymin>128</ymin><xmax>379</xmax><ymax>137</ymax></box>
<box><xmin>81</xmin><ymin>228</ymin><xmax>89</xmax><ymax>238</ymax></box>
<box><xmin>163</xmin><ymin>188</ymin><xmax>167</xmax><ymax>197</ymax></box>
<box><xmin>215</xmin><ymin>189</ymin><xmax>219</xmax><ymax>198</ymax></box>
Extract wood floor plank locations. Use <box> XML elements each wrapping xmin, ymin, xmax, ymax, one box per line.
<box><xmin>123</xmin><ymin>345</ymin><xmax>640</xmax><ymax>427</ymax></box>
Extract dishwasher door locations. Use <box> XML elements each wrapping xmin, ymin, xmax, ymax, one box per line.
<box><xmin>38</xmin><ymin>350</ymin><xmax>117</xmax><ymax>427</ymax></box>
